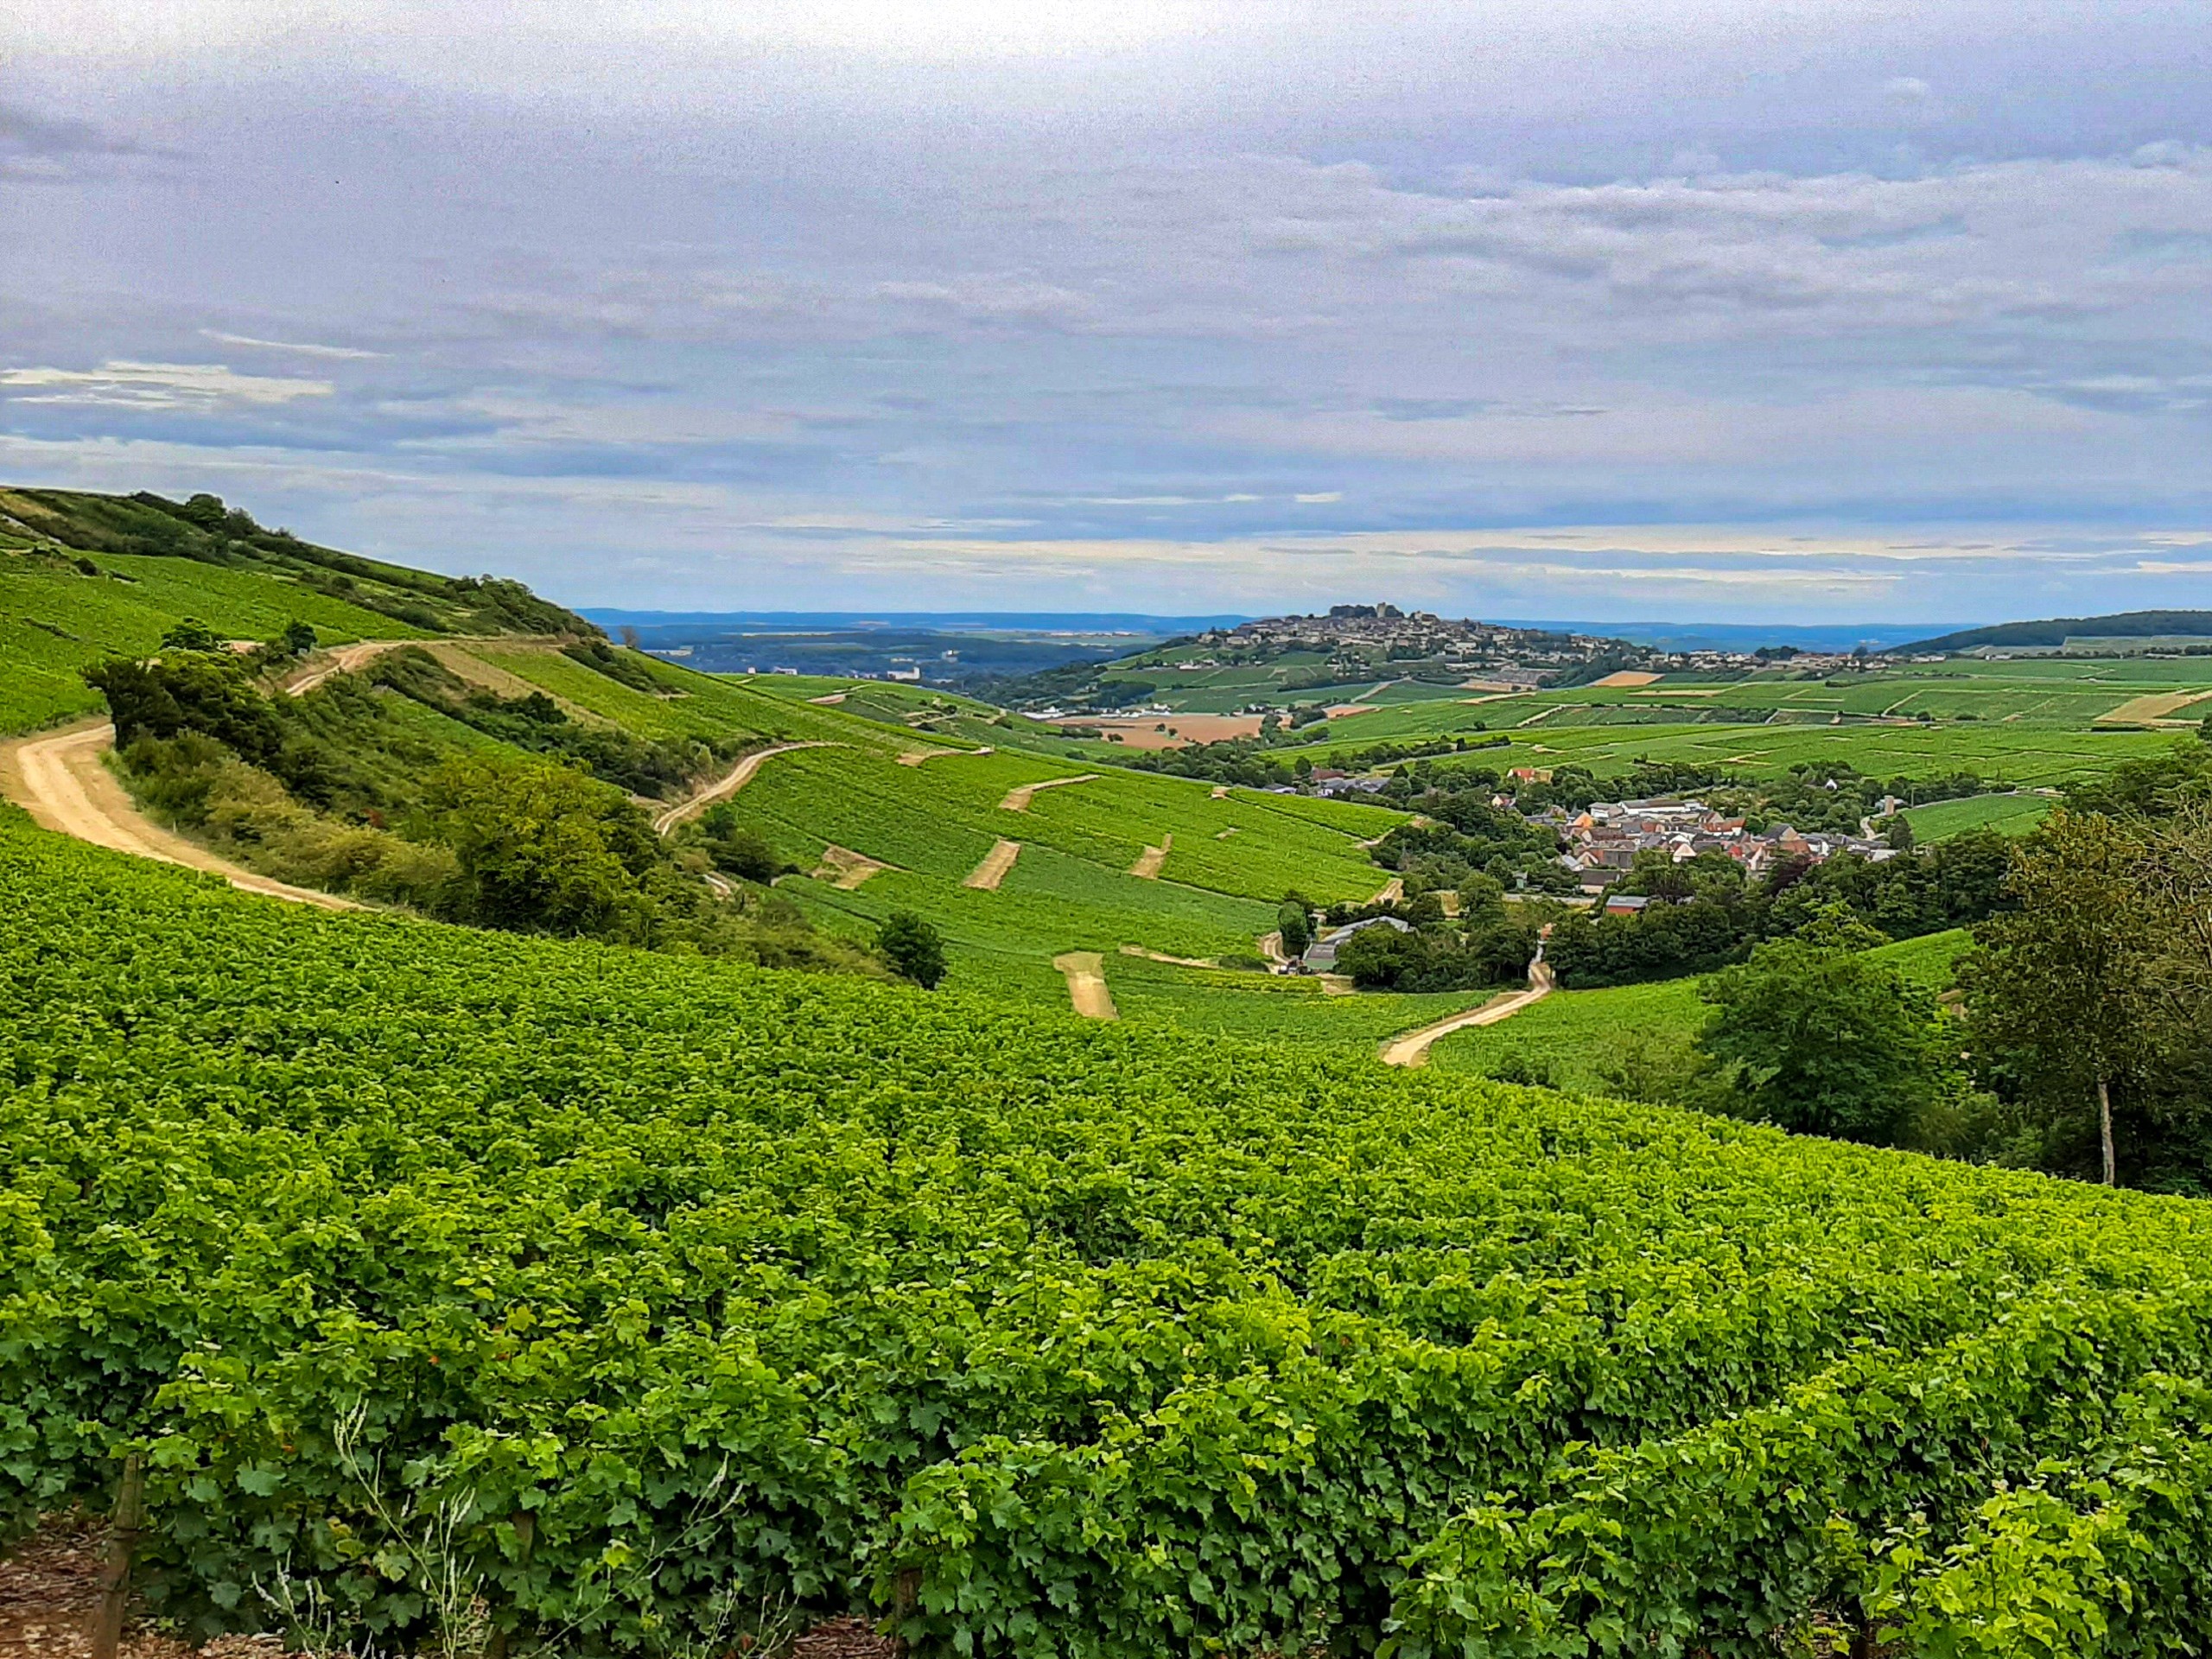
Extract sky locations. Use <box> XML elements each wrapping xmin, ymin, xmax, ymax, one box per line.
<box><xmin>4</xmin><ymin>2</ymin><xmax>2212</xmax><ymax>624</ymax></box>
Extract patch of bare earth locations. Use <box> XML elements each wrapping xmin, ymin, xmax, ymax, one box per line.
<box><xmin>1052</xmin><ymin>951</ymin><xmax>1118</xmax><ymax>1019</ymax></box>
<box><xmin>0</xmin><ymin>1522</ymin><xmax>273</xmax><ymax>1659</ymax></box>
<box><xmin>964</xmin><ymin>839</ymin><xmax>1021</xmax><ymax>890</ymax></box>
<box><xmin>812</xmin><ymin>845</ymin><xmax>891</xmax><ymax>889</ymax></box>
<box><xmin>1128</xmin><ymin>832</ymin><xmax>1172</xmax><ymax>878</ymax></box>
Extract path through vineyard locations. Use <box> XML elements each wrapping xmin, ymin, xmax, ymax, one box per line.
<box><xmin>283</xmin><ymin>639</ymin><xmax>416</xmax><ymax>696</ymax></box>
<box><xmin>652</xmin><ymin>741</ymin><xmax>834</xmax><ymax>834</ymax></box>
<box><xmin>964</xmin><ymin>838</ymin><xmax>1022</xmax><ymax>889</ymax></box>
<box><xmin>0</xmin><ymin>722</ymin><xmax>361</xmax><ymax>912</ymax></box>
<box><xmin>999</xmin><ymin>773</ymin><xmax>1098</xmax><ymax>811</ymax></box>
<box><xmin>1378</xmin><ymin>958</ymin><xmax>1554</xmax><ymax>1067</ymax></box>
<box><xmin>1053</xmin><ymin>950</ymin><xmax>1118</xmax><ymax>1019</ymax></box>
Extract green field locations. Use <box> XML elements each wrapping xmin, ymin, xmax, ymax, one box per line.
<box><xmin>1430</xmin><ymin>928</ymin><xmax>1974</xmax><ymax>1087</ymax></box>
<box><xmin>1903</xmin><ymin>791</ymin><xmax>2055</xmax><ymax>841</ymax></box>
<box><xmin>15</xmin><ymin>813</ymin><xmax>2212</xmax><ymax>1652</ymax></box>
<box><xmin>0</xmin><ymin>552</ymin><xmax>427</xmax><ymax>734</ymax></box>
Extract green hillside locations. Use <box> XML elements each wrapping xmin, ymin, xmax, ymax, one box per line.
<box><xmin>0</xmin><ymin>486</ymin><xmax>594</xmax><ymax>734</ymax></box>
<box><xmin>13</xmin><ymin>812</ymin><xmax>2212</xmax><ymax>1654</ymax></box>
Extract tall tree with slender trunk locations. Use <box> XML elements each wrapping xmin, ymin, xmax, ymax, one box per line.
<box><xmin>1961</xmin><ymin>810</ymin><xmax>2158</xmax><ymax>1185</ymax></box>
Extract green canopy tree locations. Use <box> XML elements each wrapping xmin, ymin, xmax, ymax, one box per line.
<box><xmin>878</xmin><ymin>912</ymin><xmax>947</xmax><ymax>989</ymax></box>
<box><xmin>1961</xmin><ymin>810</ymin><xmax>2160</xmax><ymax>1185</ymax></box>
<box><xmin>1699</xmin><ymin>936</ymin><xmax>1943</xmax><ymax>1147</ymax></box>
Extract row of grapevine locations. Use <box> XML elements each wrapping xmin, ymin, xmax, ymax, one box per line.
<box><xmin>7</xmin><ymin>807</ymin><xmax>2212</xmax><ymax>1654</ymax></box>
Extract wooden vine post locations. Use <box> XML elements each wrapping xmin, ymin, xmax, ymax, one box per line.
<box><xmin>91</xmin><ymin>1453</ymin><xmax>145</xmax><ymax>1659</ymax></box>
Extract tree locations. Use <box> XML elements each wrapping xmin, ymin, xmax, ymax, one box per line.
<box><xmin>422</xmin><ymin>754</ymin><xmax>658</xmax><ymax>938</ymax></box>
<box><xmin>283</xmin><ymin>620</ymin><xmax>318</xmax><ymax>656</ymax></box>
<box><xmin>879</xmin><ymin>912</ymin><xmax>946</xmax><ymax>988</ymax></box>
<box><xmin>1699</xmin><ymin>938</ymin><xmax>1944</xmax><ymax>1146</ymax></box>
<box><xmin>1276</xmin><ymin>899</ymin><xmax>1311</xmax><ymax>957</ymax></box>
<box><xmin>1960</xmin><ymin>810</ymin><xmax>2159</xmax><ymax>1184</ymax></box>
<box><xmin>83</xmin><ymin>652</ymin><xmax>285</xmax><ymax>765</ymax></box>
<box><xmin>160</xmin><ymin>616</ymin><xmax>222</xmax><ymax>652</ymax></box>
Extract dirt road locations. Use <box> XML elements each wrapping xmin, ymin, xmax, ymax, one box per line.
<box><xmin>1377</xmin><ymin>960</ymin><xmax>1554</xmax><ymax>1068</ymax></box>
<box><xmin>1052</xmin><ymin>950</ymin><xmax>1118</xmax><ymax>1020</ymax></box>
<box><xmin>1117</xmin><ymin>944</ymin><xmax>1218</xmax><ymax>968</ymax></box>
<box><xmin>0</xmin><ymin>722</ymin><xmax>361</xmax><ymax>911</ymax></box>
<box><xmin>999</xmin><ymin>773</ymin><xmax>1098</xmax><ymax>811</ymax></box>
<box><xmin>1372</xmin><ymin>876</ymin><xmax>1404</xmax><ymax>904</ymax></box>
<box><xmin>286</xmin><ymin>639</ymin><xmax>410</xmax><ymax>696</ymax></box>
<box><xmin>653</xmin><ymin>742</ymin><xmax>832</xmax><ymax>835</ymax></box>
<box><xmin>1128</xmin><ymin>832</ymin><xmax>1172</xmax><ymax>878</ymax></box>
<box><xmin>964</xmin><ymin>838</ymin><xmax>1022</xmax><ymax>890</ymax></box>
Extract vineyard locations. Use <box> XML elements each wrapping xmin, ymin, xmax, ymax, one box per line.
<box><xmin>10</xmin><ymin>809</ymin><xmax>2212</xmax><ymax>1655</ymax></box>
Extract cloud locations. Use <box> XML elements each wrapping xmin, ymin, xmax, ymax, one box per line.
<box><xmin>200</xmin><ymin>330</ymin><xmax>385</xmax><ymax>360</ymax></box>
<box><xmin>0</xmin><ymin>101</ymin><xmax>156</xmax><ymax>180</ymax></box>
<box><xmin>0</xmin><ymin>361</ymin><xmax>334</xmax><ymax>407</ymax></box>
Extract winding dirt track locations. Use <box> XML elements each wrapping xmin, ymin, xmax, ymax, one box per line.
<box><xmin>0</xmin><ymin>722</ymin><xmax>361</xmax><ymax>911</ymax></box>
<box><xmin>285</xmin><ymin>639</ymin><xmax>410</xmax><ymax>696</ymax></box>
<box><xmin>964</xmin><ymin>838</ymin><xmax>1022</xmax><ymax>890</ymax></box>
<box><xmin>1377</xmin><ymin>960</ymin><xmax>1554</xmax><ymax>1068</ymax></box>
<box><xmin>652</xmin><ymin>742</ymin><xmax>833</xmax><ymax>835</ymax></box>
<box><xmin>1053</xmin><ymin>950</ymin><xmax>1118</xmax><ymax>1020</ymax></box>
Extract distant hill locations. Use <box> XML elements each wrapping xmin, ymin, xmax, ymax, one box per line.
<box><xmin>1900</xmin><ymin>610</ymin><xmax>2212</xmax><ymax>653</ymax></box>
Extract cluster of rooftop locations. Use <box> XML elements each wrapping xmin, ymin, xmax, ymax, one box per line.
<box><xmin>1536</xmin><ymin>796</ymin><xmax>1902</xmax><ymax>890</ymax></box>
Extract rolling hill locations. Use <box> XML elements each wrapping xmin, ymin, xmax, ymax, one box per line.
<box><xmin>1900</xmin><ymin>608</ymin><xmax>2212</xmax><ymax>653</ymax></box>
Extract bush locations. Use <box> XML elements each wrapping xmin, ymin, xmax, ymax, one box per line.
<box><xmin>421</xmin><ymin>754</ymin><xmax>659</xmax><ymax>939</ymax></box>
<box><xmin>879</xmin><ymin>911</ymin><xmax>947</xmax><ymax>988</ymax></box>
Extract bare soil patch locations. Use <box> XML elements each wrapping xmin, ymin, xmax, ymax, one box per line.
<box><xmin>1054</xmin><ymin>715</ymin><xmax>1262</xmax><ymax>750</ymax></box>
<box><xmin>1052</xmin><ymin>950</ymin><xmax>1118</xmax><ymax>1020</ymax></box>
<box><xmin>2095</xmin><ymin>690</ymin><xmax>2212</xmax><ymax>727</ymax></box>
<box><xmin>1128</xmin><ymin>832</ymin><xmax>1173</xmax><ymax>879</ymax></box>
<box><xmin>964</xmin><ymin>838</ymin><xmax>1022</xmax><ymax>890</ymax></box>
<box><xmin>1590</xmin><ymin>671</ymin><xmax>1662</xmax><ymax>688</ymax></box>
<box><xmin>998</xmin><ymin>773</ymin><xmax>1099</xmax><ymax>811</ymax></box>
<box><xmin>0</xmin><ymin>1520</ymin><xmax>276</xmax><ymax>1659</ymax></box>
<box><xmin>812</xmin><ymin>845</ymin><xmax>891</xmax><ymax>889</ymax></box>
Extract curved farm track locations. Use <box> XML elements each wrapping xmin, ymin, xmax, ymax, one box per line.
<box><xmin>653</xmin><ymin>742</ymin><xmax>836</xmax><ymax>835</ymax></box>
<box><xmin>0</xmin><ymin>722</ymin><xmax>361</xmax><ymax>911</ymax></box>
<box><xmin>1377</xmin><ymin>960</ymin><xmax>1554</xmax><ymax>1068</ymax></box>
